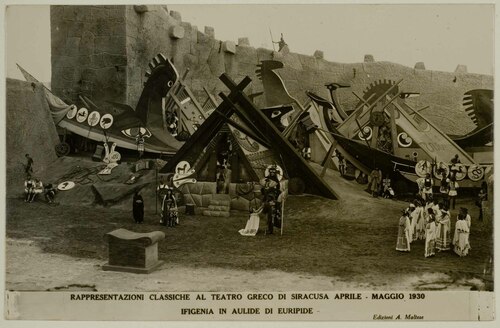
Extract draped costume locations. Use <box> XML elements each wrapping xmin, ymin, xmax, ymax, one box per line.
<box><xmin>396</xmin><ymin>215</ymin><xmax>411</xmax><ymax>252</ymax></box>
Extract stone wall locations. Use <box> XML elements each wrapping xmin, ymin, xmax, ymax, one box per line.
<box><xmin>51</xmin><ymin>5</ymin><xmax>128</xmax><ymax>104</ymax></box>
<box><xmin>6</xmin><ymin>79</ymin><xmax>60</xmax><ymax>197</ymax></box>
<box><xmin>51</xmin><ymin>5</ymin><xmax>494</xmax><ymax>135</ymax></box>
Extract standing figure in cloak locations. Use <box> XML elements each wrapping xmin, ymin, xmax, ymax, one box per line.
<box><xmin>447</xmin><ymin>177</ymin><xmax>459</xmax><ymax>210</ymax></box>
<box><xmin>424</xmin><ymin>208</ymin><xmax>437</xmax><ymax>258</ymax></box>
<box><xmin>239</xmin><ymin>206</ymin><xmax>263</xmax><ymax>236</ymax></box>
<box><xmin>453</xmin><ymin>208</ymin><xmax>471</xmax><ymax>257</ymax></box>
<box><xmin>406</xmin><ymin>203</ymin><xmax>416</xmax><ymax>242</ymax></box>
<box><xmin>24</xmin><ymin>154</ymin><xmax>34</xmax><ymax>177</ymax></box>
<box><xmin>273</xmin><ymin>33</ymin><xmax>288</xmax><ymax>52</ymax></box>
<box><xmin>435</xmin><ymin>206</ymin><xmax>451</xmax><ymax>251</ymax></box>
<box><xmin>439</xmin><ymin>172</ymin><xmax>449</xmax><ymax>208</ymax></box>
<box><xmin>477</xmin><ymin>186</ymin><xmax>487</xmax><ymax>221</ymax></box>
<box><xmin>396</xmin><ymin>210</ymin><xmax>411</xmax><ymax>252</ymax></box>
<box><xmin>413</xmin><ymin>201</ymin><xmax>426</xmax><ymax>241</ymax></box>
<box><xmin>132</xmin><ymin>190</ymin><xmax>144</xmax><ymax>224</ymax></box>
<box><xmin>368</xmin><ymin>168</ymin><xmax>381</xmax><ymax>197</ymax></box>
<box><xmin>334</xmin><ymin>150</ymin><xmax>345</xmax><ymax>176</ymax></box>
<box><xmin>161</xmin><ymin>187</ymin><xmax>178</xmax><ymax>227</ymax></box>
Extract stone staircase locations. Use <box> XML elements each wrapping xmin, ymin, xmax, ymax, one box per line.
<box><xmin>202</xmin><ymin>194</ymin><xmax>231</xmax><ymax>217</ymax></box>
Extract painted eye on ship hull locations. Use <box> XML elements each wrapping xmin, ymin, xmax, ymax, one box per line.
<box><xmin>121</xmin><ymin>127</ymin><xmax>152</xmax><ymax>139</ymax></box>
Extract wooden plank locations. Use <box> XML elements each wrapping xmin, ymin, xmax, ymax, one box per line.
<box><xmin>160</xmin><ymin>76</ymin><xmax>252</xmax><ymax>173</ymax></box>
<box><xmin>219</xmin><ymin>74</ymin><xmax>339</xmax><ymax>200</ymax></box>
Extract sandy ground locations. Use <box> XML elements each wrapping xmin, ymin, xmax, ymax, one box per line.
<box><xmin>6</xmin><ymin>238</ymin><xmax>485</xmax><ymax>292</ymax></box>
<box><xmin>6</xmin><ymin>163</ymin><xmax>492</xmax><ymax>292</ymax></box>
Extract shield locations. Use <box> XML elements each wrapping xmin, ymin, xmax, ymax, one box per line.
<box><xmin>76</xmin><ymin>108</ymin><xmax>88</xmax><ymax>123</ymax></box>
<box><xmin>57</xmin><ymin>181</ymin><xmax>75</xmax><ymax>191</ymax></box>
<box><xmin>88</xmin><ymin>111</ymin><xmax>101</xmax><ymax>127</ymax></box>
<box><xmin>370</xmin><ymin>111</ymin><xmax>385</xmax><ymax>126</ymax></box>
<box><xmin>467</xmin><ymin>165</ymin><xmax>484</xmax><ymax>181</ymax></box>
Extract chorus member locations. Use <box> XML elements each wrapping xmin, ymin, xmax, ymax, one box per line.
<box><xmin>396</xmin><ymin>210</ymin><xmax>411</xmax><ymax>252</ymax></box>
<box><xmin>453</xmin><ymin>209</ymin><xmax>471</xmax><ymax>257</ymax></box>
<box><xmin>413</xmin><ymin>201</ymin><xmax>426</xmax><ymax>241</ymax></box>
<box><xmin>435</xmin><ymin>206</ymin><xmax>451</xmax><ymax>251</ymax></box>
<box><xmin>425</xmin><ymin>209</ymin><xmax>437</xmax><ymax>258</ymax></box>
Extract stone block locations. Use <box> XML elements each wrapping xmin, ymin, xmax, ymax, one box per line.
<box><xmin>91</xmin><ymin>7</ymin><xmax>109</xmax><ymax>21</ymax></box>
<box><xmin>50</xmin><ymin>5</ymin><xmax>64</xmax><ymax>21</ymax></box>
<box><xmin>108</xmin><ymin>8</ymin><xmax>125</xmax><ymax>22</ymax></box>
<box><xmin>222</xmin><ymin>41</ymin><xmax>236</xmax><ymax>54</ymax></box>
<box><xmin>455</xmin><ymin>64</ymin><xmax>468</xmax><ymax>73</ymax></box>
<box><xmin>204</xmin><ymin>26</ymin><xmax>215</xmax><ymax>38</ymax></box>
<box><xmin>169</xmin><ymin>25</ymin><xmax>185</xmax><ymax>39</ymax></box>
<box><xmin>183</xmin><ymin>53</ymin><xmax>199</xmax><ymax>68</ymax></box>
<box><xmin>94</xmin><ymin>36</ymin><xmax>126</xmax><ymax>55</ymax></box>
<box><xmin>313</xmin><ymin>50</ymin><xmax>324</xmax><ymax>59</ymax></box>
<box><xmin>111</xmin><ymin>21</ymin><xmax>127</xmax><ymax>36</ymax></box>
<box><xmin>102</xmin><ymin>229</ymin><xmax>165</xmax><ymax>274</ymax></box>
<box><xmin>414</xmin><ymin>62</ymin><xmax>426</xmax><ymax>70</ymax></box>
<box><xmin>134</xmin><ymin>5</ymin><xmax>149</xmax><ymax>13</ymax></box>
<box><xmin>61</xmin><ymin>66</ymin><xmax>78</xmax><ymax>81</ymax></box>
<box><xmin>63</xmin><ymin>6</ymin><xmax>91</xmax><ymax>21</ymax></box>
<box><xmin>238</xmin><ymin>37</ymin><xmax>250</xmax><ymax>47</ymax></box>
<box><xmin>52</xmin><ymin>55</ymin><xmax>76</xmax><ymax>68</ymax></box>
<box><xmin>364</xmin><ymin>54</ymin><xmax>375</xmax><ymax>62</ymax></box>
<box><xmin>76</xmin><ymin>31</ymin><xmax>93</xmax><ymax>56</ymax></box>
<box><xmin>190</xmin><ymin>25</ymin><xmax>198</xmax><ymax>44</ymax></box>
<box><xmin>65</xmin><ymin>37</ymin><xmax>81</xmax><ymax>57</ymax></box>
<box><xmin>170</xmin><ymin>10</ymin><xmax>182</xmax><ymax>21</ymax></box>
<box><xmin>66</xmin><ymin>21</ymin><xmax>85</xmax><ymax>37</ymax></box>
<box><xmin>94</xmin><ymin>19</ymin><xmax>113</xmax><ymax>36</ymax></box>
<box><xmin>272</xmin><ymin>51</ymin><xmax>284</xmax><ymax>60</ymax></box>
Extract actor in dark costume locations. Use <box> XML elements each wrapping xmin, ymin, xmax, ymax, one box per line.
<box><xmin>44</xmin><ymin>183</ymin><xmax>57</xmax><ymax>203</ymax></box>
<box><xmin>161</xmin><ymin>188</ymin><xmax>178</xmax><ymax>227</ymax></box>
<box><xmin>24</xmin><ymin>154</ymin><xmax>34</xmax><ymax>176</ymax></box>
<box><xmin>260</xmin><ymin>165</ymin><xmax>282</xmax><ymax>234</ymax></box>
<box><xmin>132</xmin><ymin>191</ymin><xmax>144</xmax><ymax>223</ymax></box>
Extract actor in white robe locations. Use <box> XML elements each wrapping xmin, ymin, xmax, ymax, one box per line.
<box><xmin>396</xmin><ymin>212</ymin><xmax>411</xmax><ymax>252</ymax></box>
<box><xmin>413</xmin><ymin>204</ymin><xmax>426</xmax><ymax>241</ymax></box>
<box><xmin>425</xmin><ymin>212</ymin><xmax>437</xmax><ymax>258</ymax></box>
<box><xmin>435</xmin><ymin>209</ymin><xmax>451</xmax><ymax>251</ymax></box>
<box><xmin>239</xmin><ymin>206</ymin><xmax>263</xmax><ymax>236</ymax></box>
<box><xmin>453</xmin><ymin>217</ymin><xmax>471</xmax><ymax>257</ymax></box>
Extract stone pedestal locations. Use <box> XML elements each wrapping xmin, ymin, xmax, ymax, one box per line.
<box><xmin>102</xmin><ymin>228</ymin><xmax>165</xmax><ymax>274</ymax></box>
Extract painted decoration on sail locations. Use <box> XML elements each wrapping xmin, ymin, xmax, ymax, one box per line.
<box><xmin>100</xmin><ymin>114</ymin><xmax>114</xmax><ymax>129</ymax></box>
<box><xmin>87</xmin><ymin>111</ymin><xmax>101</xmax><ymax>127</ymax></box>
<box><xmin>76</xmin><ymin>108</ymin><xmax>88</xmax><ymax>123</ymax></box>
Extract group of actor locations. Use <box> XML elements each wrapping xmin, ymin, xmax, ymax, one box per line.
<box><xmin>22</xmin><ymin>154</ymin><xmax>58</xmax><ymax>204</ymax></box>
<box><xmin>417</xmin><ymin>155</ymin><xmax>464</xmax><ymax>209</ymax></box>
<box><xmin>396</xmin><ymin>199</ymin><xmax>471</xmax><ymax>258</ymax></box>
<box><xmin>131</xmin><ymin>179</ymin><xmax>178</xmax><ymax>227</ymax></box>
<box><xmin>365</xmin><ymin>168</ymin><xmax>395</xmax><ymax>199</ymax></box>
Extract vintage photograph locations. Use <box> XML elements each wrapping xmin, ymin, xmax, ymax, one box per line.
<box><xmin>2</xmin><ymin>1</ymin><xmax>495</xmax><ymax>321</ymax></box>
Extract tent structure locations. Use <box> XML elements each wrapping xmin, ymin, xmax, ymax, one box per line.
<box><xmin>160</xmin><ymin>74</ymin><xmax>339</xmax><ymax>200</ymax></box>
